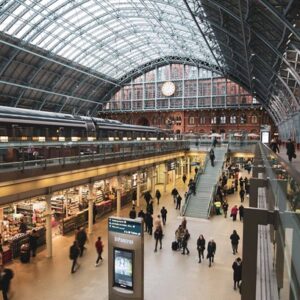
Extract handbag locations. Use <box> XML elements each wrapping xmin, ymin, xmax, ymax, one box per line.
<box><xmin>293</xmin><ymin>153</ymin><xmax>297</xmax><ymax>159</ymax></box>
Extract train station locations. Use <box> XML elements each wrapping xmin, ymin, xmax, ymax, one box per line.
<box><xmin>0</xmin><ymin>1</ymin><xmax>299</xmax><ymax>300</ymax></box>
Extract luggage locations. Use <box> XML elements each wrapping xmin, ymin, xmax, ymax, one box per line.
<box><xmin>172</xmin><ymin>241</ymin><xmax>179</xmax><ymax>251</ymax></box>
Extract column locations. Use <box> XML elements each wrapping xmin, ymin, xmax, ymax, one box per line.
<box><xmin>164</xmin><ymin>163</ymin><xmax>168</xmax><ymax>192</ymax></box>
<box><xmin>151</xmin><ymin>166</ymin><xmax>156</xmax><ymax>196</ymax></box>
<box><xmin>137</xmin><ymin>171</ymin><xmax>141</xmax><ymax>208</ymax></box>
<box><xmin>180</xmin><ymin>158</ymin><xmax>184</xmax><ymax>177</ymax></box>
<box><xmin>187</xmin><ymin>156</ymin><xmax>191</xmax><ymax>181</ymax></box>
<box><xmin>117</xmin><ymin>177</ymin><xmax>121</xmax><ymax>217</ymax></box>
<box><xmin>88</xmin><ymin>183</ymin><xmax>94</xmax><ymax>235</ymax></box>
<box><xmin>172</xmin><ymin>169</ymin><xmax>176</xmax><ymax>187</ymax></box>
<box><xmin>45</xmin><ymin>194</ymin><xmax>53</xmax><ymax>258</ymax></box>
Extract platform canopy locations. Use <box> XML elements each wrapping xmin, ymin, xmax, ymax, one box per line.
<box><xmin>0</xmin><ymin>0</ymin><xmax>299</xmax><ymax>122</ymax></box>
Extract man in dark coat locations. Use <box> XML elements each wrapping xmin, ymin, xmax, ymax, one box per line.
<box><xmin>232</xmin><ymin>257</ymin><xmax>242</xmax><ymax>290</ymax></box>
<box><xmin>76</xmin><ymin>227</ymin><xmax>87</xmax><ymax>257</ymax></box>
<box><xmin>230</xmin><ymin>230</ymin><xmax>240</xmax><ymax>254</ymax></box>
<box><xmin>0</xmin><ymin>266</ymin><xmax>13</xmax><ymax>300</ymax></box>
<box><xmin>155</xmin><ymin>189</ymin><xmax>161</xmax><ymax>205</ymax></box>
<box><xmin>160</xmin><ymin>206</ymin><xmax>168</xmax><ymax>225</ymax></box>
<box><xmin>176</xmin><ymin>194</ymin><xmax>182</xmax><ymax>210</ymax></box>
<box><xmin>29</xmin><ymin>229</ymin><xmax>39</xmax><ymax>257</ymax></box>
<box><xmin>143</xmin><ymin>191</ymin><xmax>152</xmax><ymax>205</ymax></box>
<box><xmin>207</xmin><ymin>239</ymin><xmax>216</xmax><ymax>267</ymax></box>
<box><xmin>69</xmin><ymin>241</ymin><xmax>80</xmax><ymax>274</ymax></box>
<box><xmin>239</xmin><ymin>205</ymin><xmax>244</xmax><ymax>221</ymax></box>
<box><xmin>129</xmin><ymin>206</ymin><xmax>136</xmax><ymax>219</ymax></box>
<box><xmin>171</xmin><ymin>188</ymin><xmax>178</xmax><ymax>203</ymax></box>
<box><xmin>182</xmin><ymin>174</ymin><xmax>187</xmax><ymax>184</ymax></box>
<box><xmin>286</xmin><ymin>139</ymin><xmax>296</xmax><ymax>162</ymax></box>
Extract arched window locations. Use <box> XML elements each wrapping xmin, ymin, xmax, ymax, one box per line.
<box><xmin>220</xmin><ymin>116</ymin><xmax>226</xmax><ymax>124</ymax></box>
<box><xmin>251</xmin><ymin>115</ymin><xmax>258</xmax><ymax>124</ymax></box>
<box><xmin>211</xmin><ymin>116</ymin><xmax>217</xmax><ymax>124</ymax></box>
<box><xmin>189</xmin><ymin>117</ymin><xmax>195</xmax><ymax>125</ymax></box>
<box><xmin>230</xmin><ymin>115</ymin><xmax>237</xmax><ymax>124</ymax></box>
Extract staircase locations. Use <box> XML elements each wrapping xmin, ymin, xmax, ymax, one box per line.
<box><xmin>184</xmin><ymin>147</ymin><xmax>227</xmax><ymax>218</ymax></box>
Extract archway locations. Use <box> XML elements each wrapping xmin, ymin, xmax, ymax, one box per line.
<box><xmin>137</xmin><ymin>117</ymin><xmax>150</xmax><ymax>126</ymax></box>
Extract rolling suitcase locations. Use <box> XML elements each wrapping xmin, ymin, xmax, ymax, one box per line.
<box><xmin>172</xmin><ymin>241</ymin><xmax>179</xmax><ymax>251</ymax></box>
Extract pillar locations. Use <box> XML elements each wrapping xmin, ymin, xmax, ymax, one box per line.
<box><xmin>137</xmin><ymin>171</ymin><xmax>141</xmax><ymax>208</ymax></box>
<box><xmin>117</xmin><ymin>177</ymin><xmax>121</xmax><ymax>217</ymax></box>
<box><xmin>180</xmin><ymin>158</ymin><xmax>184</xmax><ymax>177</ymax></box>
<box><xmin>151</xmin><ymin>166</ymin><xmax>156</xmax><ymax>196</ymax></box>
<box><xmin>187</xmin><ymin>156</ymin><xmax>190</xmax><ymax>181</ymax></box>
<box><xmin>88</xmin><ymin>183</ymin><xmax>94</xmax><ymax>235</ymax></box>
<box><xmin>164</xmin><ymin>163</ymin><xmax>168</xmax><ymax>192</ymax></box>
<box><xmin>172</xmin><ymin>169</ymin><xmax>176</xmax><ymax>188</ymax></box>
<box><xmin>45</xmin><ymin>194</ymin><xmax>52</xmax><ymax>258</ymax></box>
<box><xmin>249</xmin><ymin>178</ymin><xmax>267</xmax><ymax>207</ymax></box>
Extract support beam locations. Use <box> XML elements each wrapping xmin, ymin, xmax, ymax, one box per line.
<box><xmin>45</xmin><ymin>193</ymin><xmax>53</xmax><ymax>258</ymax></box>
<box><xmin>88</xmin><ymin>183</ymin><xmax>94</xmax><ymax>235</ymax></box>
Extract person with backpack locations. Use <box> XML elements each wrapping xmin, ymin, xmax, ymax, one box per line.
<box><xmin>232</xmin><ymin>257</ymin><xmax>243</xmax><ymax>290</ymax></box>
<box><xmin>155</xmin><ymin>189</ymin><xmax>161</xmax><ymax>205</ymax></box>
<box><xmin>95</xmin><ymin>237</ymin><xmax>103</xmax><ymax>267</ymax></box>
<box><xmin>0</xmin><ymin>265</ymin><xmax>14</xmax><ymax>300</ymax></box>
<box><xmin>154</xmin><ymin>224</ymin><xmax>163</xmax><ymax>252</ymax></box>
<box><xmin>69</xmin><ymin>241</ymin><xmax>80</xmax><ymax>274</ymax></box>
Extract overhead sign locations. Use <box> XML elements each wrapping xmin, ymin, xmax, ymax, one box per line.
<box><xmin>108</xmin><ymin>217</ymin><xmax>142</xmax><ymax>236</ymax></box>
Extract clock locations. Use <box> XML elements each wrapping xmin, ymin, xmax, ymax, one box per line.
<box><xmin>161</xmin><ymin>81</ymin><xmax>176</xmax><ymax>97</ymax></box>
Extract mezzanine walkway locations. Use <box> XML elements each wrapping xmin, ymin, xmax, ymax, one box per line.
<box><xmin>184</xmin><ymin>147</ymin><xmax>227</xmax><ymax>218</ymax></box>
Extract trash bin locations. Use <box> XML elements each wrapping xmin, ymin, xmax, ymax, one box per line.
<box><xmin>20</xmin><ymin>243</ymin><xmax>30</xmax><ymax>263</ymax></box>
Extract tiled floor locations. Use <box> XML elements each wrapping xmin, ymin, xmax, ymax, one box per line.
<box><xmin>6</xmin><ymin>172</ymin><xmax>249</xmax><ymax>300</ymax></box>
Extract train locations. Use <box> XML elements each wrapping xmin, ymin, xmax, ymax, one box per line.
<box><xmin>0</xmin><ymin>106</ymin><xmax>171</xmax><ymax>142</ymax></box>
<box><xmin>0</xmin><ymin>106</ymin><xmax>177</xmax><ymax>163</ymax></box>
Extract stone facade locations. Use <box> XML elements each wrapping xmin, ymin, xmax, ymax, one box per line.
<box><xmin>99</xmin><ymin>107</ymin><xmax>275</xmax><ymax>135</ymax></box>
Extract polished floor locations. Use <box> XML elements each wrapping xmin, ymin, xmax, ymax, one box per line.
<box><xmin>7</xmin><ymin>172</ymin><xmax>249</xmax><ymax>300</ymax></box>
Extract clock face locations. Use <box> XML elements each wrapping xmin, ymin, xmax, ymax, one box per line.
<box><xmin>161</xmin><ymin>81</ymin><xmax>176</xmax><ymax>97</ymax></box>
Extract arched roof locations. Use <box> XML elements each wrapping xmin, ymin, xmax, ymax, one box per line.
<box><xmin>0</xmin><ymin>0</ymin><xmax>299</xmax><ymax>123</ymax></box>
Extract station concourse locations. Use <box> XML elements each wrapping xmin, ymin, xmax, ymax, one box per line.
<box><xmin>7</xmin><ymin>168</ymin><xmax>248</xmax><ymax>300</ymax></box>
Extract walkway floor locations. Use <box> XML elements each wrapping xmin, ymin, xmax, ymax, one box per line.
<box><xmin>7</xmin><ymin>171</ymin><xmax>250</xmax><ymax>300</ymax></box>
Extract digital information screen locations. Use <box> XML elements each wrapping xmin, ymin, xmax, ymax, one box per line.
<box><xmin>113</xmin><ymin>248</ymin><xmax>134</xmax><ymax>290</ymax></box>
<box><xmin>108</xmin><ymin>217</ymin><xmax>142</xmax><ymax>236</ymax></box>
<box><xmin>261</xmin><ymin>131</ymin><xmax>270</xmax><ymax>144</ymax></box>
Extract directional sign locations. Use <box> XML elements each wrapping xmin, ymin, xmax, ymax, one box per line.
<box><xmin>108</xmin><ymin>217</ymin><xmax>142</xmax><ymax>236</ymax></box>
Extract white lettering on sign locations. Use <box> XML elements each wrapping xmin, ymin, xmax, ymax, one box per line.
<box><xmin>114</xmin><ymin>236</ymin><xmax>134</xmax><ymax>245</ymax></box>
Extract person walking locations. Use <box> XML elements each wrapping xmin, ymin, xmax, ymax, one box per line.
<box><xmin>0</xmin><ymin>266</ymin><xmax>14</xmax><ymax>300</ymax></box>
<box><xmin>286</xmin><ymin>139</ymin><xmax>296</xmax><ymax>162</ymax></box>
<box><xmin>29</xmin><ymin>229</ymin><xmax>39</xmax><ymax>257</ymax></box>
<box><xmin>171</xmin><ymin>188</ymin><xmax>178</xmax><ymax>203</ymax></box>
<box><xmin>239</xmin><ymin>177</ymin><xmax>244</xmax><ymax>189</ymax></box>
<box><xmin>95</xmin><ymin>237</ymin><xmax>103</xmax><ymax>266</ymax></box>
<box><xmin>93</xmin><ymin>202</ymin><xmax>97</xmax><ymax>224</ymax></box>
<box><xmin>213</xmin><ymin>137</ymin><xmax>218</xmax><ymax>147</ymax></box>
<box><xmin>148</xmin><ymin>214</ymin><xmax>153</xmax><ymax>236</ymax></box>
<box><xmin>270</xmin><ymin>138</ymin><xmax>280</xmax><ymax>154</ymax></box>
<box><xmin>181</xmin><ymin>230</ymin><xmax>190</xmax><ymax>255</ymax></box>
<box><xmin>182</xmin><ymin>174</ymin><xmax>187</xmax><ymax>184</ymax></box>
<box><xmin>239</xmin><ymin>188</ymin><xmax>245</xmax><ymax>202</ymax></box>
<box><xmin>231</xmin><ymin>205</ymin><xmax>238</xmax><ymax>221</ymax></box>
<box><xmin>69</xmin><ymin>241</ymin><xmax>80</xmax><ymax>274</ymax></box>
<box><xmin>209</xmin><ymin>148</ymin><xmax>215</xmax><ymax>167</ymax></box>
<box><xmin>207</xmin><ymin>239</ymin><xmax>216</xmax><ymax>267</ymax></box>
<box><xmin>230</xmin><ymin>230</ymin><xmax>240</xmax><ymax>255</ymax></box>
<box><xmin>176</xmin><ymin>194</ymin><xmax>182</xmax><ymax>210</ymax></box>
<box><xmin>143</xmin><ymin>191</ymin><xmax>153</xmax><ymax>205</ymax></box>
<box><xmin>160</xmin><ymin>206</ymin><xmax>168</xmax><ymax>225</ymax></box>
<box><xmin>76</xmin><ymin>227</ymin><xmax>88</xmax><ymax>257</ymax></box>
<box><xmin>239</xmin><ymin>204</ymin><xmax>244</xmax><ymax>221</ymax></box>
<box><xmin>232</xmin><ymin>257</ymin><xmax>242</xmax><ymax>290</ymax></box>
<box><xmin>222</xmin><ymin>201</ymin><xmax>229</xmax><ymax>218</ymax></box>
<box><xmin>154</xmin><ymin>224</ymin><xmax>163</xmax><ymax>252</ymax></box>
<box><xmin>155</xmin><ymin>189</ymin><xmax>161</xmax><ymax>205</ymax></box>
<box><xmin>197</xmin><ymin>234</ymin><xmax>206</xmax><ymax>263</ymax></box>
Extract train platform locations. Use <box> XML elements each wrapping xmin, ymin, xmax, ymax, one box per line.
<box><xmin>5</xmin><ymin>171</ymin><xmax>249</xmax><ymax>300</ymax></box>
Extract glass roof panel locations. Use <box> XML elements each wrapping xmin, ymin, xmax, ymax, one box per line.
<box><xmin>0</xmin><ymin>0</ymin><xmax>222</xmax><ymax>79</ymax></box>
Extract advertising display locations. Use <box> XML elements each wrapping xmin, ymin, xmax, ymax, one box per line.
<box><xmin>113</xmin><ymin>248</ymin><xmax>134</xmax><ymax>290</ymax></box>
<box><xmin>261</xmin><ymin>131</ymin><xmax>270</xmax><ymax>144</ymax></box>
